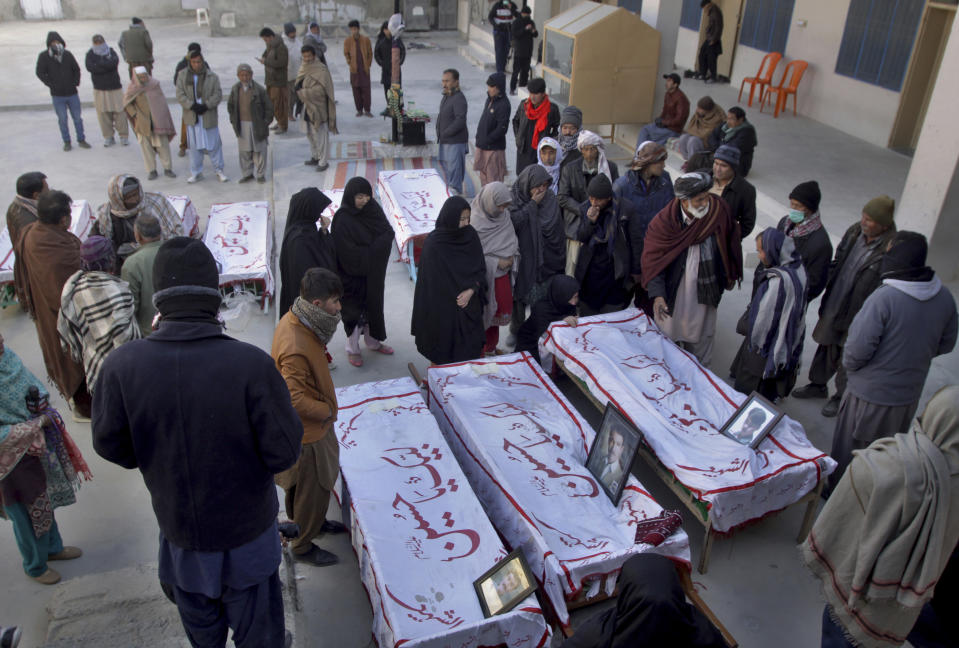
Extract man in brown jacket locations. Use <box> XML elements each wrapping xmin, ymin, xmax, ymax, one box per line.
<box><xmin>677</xmin><ymin>95</ymin><xmax>724</xmax><ymax>160</ymax></box>
<box><xmin>7</xmin><ymin>172</ymin><xmax>47</xmax><ymax>306</ymax></box>
<box><xmin>271</xmin><ymin>267</ymin><xmax>346</xmax><ymax>567</ymax></box>
<box><xmin>257</xmin><ymin>28</ymin><xmax>289</xmax><ymax>134</ymax></box>
<box><xmin>343</xmin><ymin>20</ymin><xmax>373</xmax><ymax>117</ymax></box>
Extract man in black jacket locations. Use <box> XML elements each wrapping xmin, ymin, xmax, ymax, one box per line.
<box><xmin>436</xmin><ymin>68</ymin><xmax>469</xmax><ymax>195</ymax></box>
<box><xmin>488</xmin><ymin>0</ymin><xmax>519</xmax><ymax>74</ymax></box>
<box><xmin>775</xmin><ymin>180</ymin><xmax>832</xmax><ymax>303</ymax></box>
<box><xmin>510</xmin><ymin>6</ymin><xmax>538</xmax><ymax>95</ymax></box>
<box><xmin>93</xmin><ymin>238</ymin><xmax>301</xmax><ymax>648</ymax></box>
<box><xmin>36</xmin><ymin>31</ymin><xmax>90</xmax><ymax>151</ymax></box>
<box><xmin>697</xmin><ymin>0</ymin><xmax>723</xmax><ymax>83</ymax></box>
<box><xmin>706</xmin><ymin>106</ymin><xmax>757</xmax><ymax>176</ymax></box>
<box><xmin>85</xmin><ymin>35</ymin><xmax>129</xmax><ymax>147</ymax></box>
<box><xmin>710</xmin><ymin>145</ymin><xmax>755</xmax><ymax>238</ymax></box>
<box><xmin>473</xmin><ymin>72</ymin><xmax>510</xmax><ymax>185</ymax></box>
<box><xmin>512</xmin><ymin>77</ymin><xmax>560</xmax><ymax>175</ymax></box>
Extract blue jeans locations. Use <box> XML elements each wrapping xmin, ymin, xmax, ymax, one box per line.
<box><xmin>493</xmin><ymin>29</ymin><xmax>511</xmax><ymax>74</ymax></box>
<box><xmin>52</xmin><ymin>94</ymin><xmax>85</xmax><ymax>143</ymax></box>
<box><xmin>636</xmin><ymin>123</ymin><xmax>680</xmax><ymax>149</ymax></box>
<box><xmin>439</xmin><ymin>142</ymin><xmax>468</xmax><ymax>194</ymax></box>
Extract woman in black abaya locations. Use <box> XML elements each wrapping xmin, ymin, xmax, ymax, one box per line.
<box><xmin>331</xmin><ymin>177</ymin><xmax>395</xmax><ymax>367</ymax></box>
<box><xmin>279</xmin><ymin>188</ymin><xmax>335</xmax><ymax>315</ymax></box>
<box><xmin>411</xmin><ymin>196</ymin><xmax>487</xmax><ymax>365</ymax></box>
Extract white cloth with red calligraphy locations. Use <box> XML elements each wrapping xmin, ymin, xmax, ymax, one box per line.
<box><xmin>426</xmin><ymin>353</ymin><xmax>690</xmax><ymax>627</ymax></box>
<box><xmin>166</xmin><ymin>195</ymin><xmax>201</xmax><ymax>238</ymax></box>
<box><xmin>334</xmin><ymin>377</ymin><xmax>550</xmax><ymax>648</ymax></box>
<box><xmin>377</xmin><ymin>168</ymin><xmax>450</xmax><ymax>261</ymax></box>
<box><xmin>1</xmin><ymin>200</ymin><xmax>93</xmax><ymax>285</ymax></box>
<box><xmin>542</xmin><ymin>308</ymin><xmax>836</xmax><ymax>533</ymax></box>
<box><xmin>318</xmin><ymin>188</ymin><xmax>343</xmax><ymax>231</ymax></box>
<box><xmin>202</xmin><ymin>201</ymin><xmax>274</xmax><ymax>296</ymax></box>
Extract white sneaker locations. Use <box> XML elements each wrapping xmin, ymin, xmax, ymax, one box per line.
<box><xmin>187</xmin><ymin>174</ymin><xmax>202</xmax><ymax>184</ymax></box>
<box><xmin>216</xmin><ymin>171</ymin><xmax>229</xmax><ymax>183</ymax></box>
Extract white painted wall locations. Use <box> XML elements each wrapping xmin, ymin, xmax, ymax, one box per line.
<box><xmin>676</xmin><ymin>26</ymin><xmax>699</xmax><ymax>70</ymax></box>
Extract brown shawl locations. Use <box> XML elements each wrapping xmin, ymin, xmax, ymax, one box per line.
<box><xmin>14</xmin><ymin>222</ymin><xmax>85</xmax><ymax>397</ymax></box>
<box><xmin>123</xmin><ymin>75</ymin><xmax>176</xmax><ymax>140</ymax></box>
<box><xmin>641</xmin><ymin>195</ymin><xmax>742</xmax><ymax>289</ymax></box>
<box><xmin>296</xmin><ymin>60</ymin><xmax>338</xmax><ymax>134</ymax></box>
<box><xmin>8</xmin><ymin>197</ymin><xmax>39</xmax><ymax>307</ymax></box>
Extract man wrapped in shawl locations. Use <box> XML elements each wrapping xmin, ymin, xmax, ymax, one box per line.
<box><xmin>92</xmin><ymin>174</ymin><xmax>184</xmax><ymax>268</ymax></box>
<box><xmin>0</xmin><ymin>332</ymin><xmax>91</xmax><ymax>585</ymax></box>
<box><xmin>279</xmin><ymin>188</ymin><xmax>335</xmax><ymax>316</ymax></box>
<box><xmin>803</xmin><ymin>386</ymin><xmax>959</xmax><ymax>648</ymax></box>
<box><xmin>411</xmin><ymin>196</ymin><xmax>487</xmax><ymax>365</ymax></box>
<box><xmin>729</xmin><ymin>228</ymin><xmax>807</xmax><ymax>401</ymax></box>
<box><xmin>58</xmin><ymin>236</ymin><xmax>141</xmax><ymax>394</ymax></box>
<box><xmin>536</xmin><ymin>136</ymin><xmax>562</xmax><ymax>193</ymax></box>
<box><xmin>123</xmin><ymin>66</ymin><xmax>177</xmax><ymax>179</ymax></box>
<box><xmin>330</xmin><ymin>177</ymin><xmax>394</xmax><ymax>367</ymax></box>
<box><xmin>470</xmin><ymin>182</ymin><xmax>518</xmax><ymax>355</ymax></box>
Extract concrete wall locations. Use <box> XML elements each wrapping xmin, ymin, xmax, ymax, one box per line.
<box><xmin>4</xmin><ymin>0</ymin><xmax>189</xmax><ymax>19</ymax></box>
<box><xmin>675</xmin><ymin>26</ymin><xmax>698</xmax><ymax>70</ymax></box>
<box><xmin>208</xmin><ymin>0</ymin><xmax>393</xmax><ymax>36</ymax></box>
<box><xmin>0</xmin><ymin>0</ymin><xmax>22</xmax><ymax>20</ymax></box>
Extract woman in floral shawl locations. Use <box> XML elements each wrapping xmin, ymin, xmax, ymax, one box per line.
<box><xmin>0</xmin><ymin>332</ymin><xmax>91</xmax><ymax>585</ymax></box>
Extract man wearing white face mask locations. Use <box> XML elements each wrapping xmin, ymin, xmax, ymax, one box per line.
<box><xmin>771</xmin><ymin>180</ymin><xmax>832</xmax><ymax>303</ymax></box>
<box><xmin>641</xmin><ymin>171</ymin><xmax>743</xmax><ymax>365</ymax></box>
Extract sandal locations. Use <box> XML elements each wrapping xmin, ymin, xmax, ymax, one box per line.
<box><xmin>369</xmin><ymin>343</ymin><xmax>394</xmax><ymax>355</ymax></box>
<box><xmin>348</xmin><ymin>353</ymin><xmax>363</xmax><ymax>367</ymax></box>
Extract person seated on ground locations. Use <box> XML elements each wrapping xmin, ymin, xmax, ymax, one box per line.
<box><xmin>802</xmin><ymin>385</ymin><xmax>959</xmax><ymax>648</ymax></box>
<box><xmin>536</xmin><ymin>136</ymin><xmax>562</xmax><ymax>193</ymax></box>
<box><xmin>471</xmin><ymin>182</ymin><xmax>518</xmax><ymax>356</ymax></box>
<box><xmin>515</xmin><ymin>274</ymin><xmax>578</xmax><ymax>364</ymax></box>
<box><xmin>730</xmin><ymin>228</ymin><xmax>807</xmax><ymax>402</ymax></box>
<box><xmin>558</xmin><ymin>130</ymin><xmax>619</xmax><ymax>277</ymax></box>
<box><xmin>635</xmin><ymin>73</ymin><xmax>690</xmax><ymax>148</ymax></box>
<box><xmin>560</xmin><ymin>553</ymin><xmax>726</xmax><ymax>648</ymax></box>
<box><xmin>708</xmin><ymin>145</ymin><xmax>756</xmax><ymax>239</ymax></box>
<box><xmin>278</xmin><ymin>188</ymin><xmax>335</xmax><ymax>316</ymax></box>
<box><xmin>677</xmin><ymin>96</ymin><xmax>725</xmax><ymax>160</ymax></box>
<box><xmin>411</xmin><ymin>196</ymin><xmax>487</xmax><ymax>365</ymax></box>
<box><xmin>508</xmin><ymin>164</ymin><xmax>566</xmax><ymax>347</ymax></box>
<box><xmin>614</xmin><ymin>141</ymin><xmax>673</xmax><ymax>312</ymax></box>
<box><xmin>776</xmin><ymin>180</ymin><xmax>832</xmax><ymax>303</ymax></box>
<box><xmin>330</xmin><ymin>177</ymin><xmax>395</xmax><ymax>367</ymax></box>
<box><xmin>0</xmin><ymin>331</ymin><xmax>90</xmax><ymax>586</ymax></box>
<box><xmin>91</xmin><ymin>174</ymin><xmax>182</xmax><ymax>269</ymax></box>
<box><xmin>705</xmin><ymin>106</ymin><xmax>757</xmax><ymax>177</ymax></box>
<box><xmin>57</xmin><ymin>236</ymin><xmax>141</xmax><ymax>393</ymax></box>
<box><xmin>574</xmin><ymin>175</ymin><xmax>632</xmax><ymax>316</ymax></box>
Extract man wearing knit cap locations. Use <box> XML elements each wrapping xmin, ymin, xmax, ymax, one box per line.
<box><xmin>557</xmin><ymin>105</ymin><xmax>583</xmax><ymax>167</ymax></box>
<box><xmin>473</xmin><ymin>72</ymin><xmax>510</xmax><ymax>185</ymax></box>
<box><xmin>775</xmin><ymin>180</ymin><xmax>832</xmax><ymax>302</ymax></box>
<box><xmin>573</xmin><ymin>174</ymin><xmax>632</xmax><ymax>314</ymax></box>
<box><xmin>641</xmin><ymin>171</ymin><xmax>743</xmax><ymax>364</ymax></box>
<box><xmin>509</xmin><ymin>6</ymin><xmax>537</xmax><ymax>95</ymax></box>
<box><xmin>793</xmin><ymin>195</ymin><xmax>897</xmax><ymax>417</ymax></box>
<box><xmin>512</xmin><ymin>77</ymin><xmax>560</xmax><ymax>175</ymax></box>
<box><xmin>709</xmin><ymin>144</ymin><xmax>755</xmax><ymax>238</ymax></box>
<box><xmin>93</xmin><ymin>237</ymin><xmax>302</xmax><ymax>648</ymax></box>
<box><xmin>826</xmin><ymin>231</ymin><xmax>956</xmax><ymax>491</ymax></box>
<box><xmin>227</xmin><ymin>63</ymin><xmax>274</xmax><ymax>184</ymax></box>
<box><xmin>636</xmin><ymin>74</ymin><xmax>690</xmax><ymax>148</ymax></box>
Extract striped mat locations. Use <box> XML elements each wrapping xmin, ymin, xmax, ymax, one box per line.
<box><xmin>327</xmin><ymin>140</ymin><xmax>376</xmax><ymax>160</ymax></box>
<box><xmin>330</xmin><ymin>157</ymin><xmax>477</xmax><ymax>196</ymax></box>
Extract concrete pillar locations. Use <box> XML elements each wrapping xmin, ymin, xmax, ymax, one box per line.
<box><xmin>898</xmin><ymin>14</ymin><xmax>959</xmax><ymax>281</ymax></box>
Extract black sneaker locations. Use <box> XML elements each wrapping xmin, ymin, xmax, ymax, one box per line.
<box><xmin>320</xmin><ymin>519</ymin><xmax>348</xmax><ymax>534</ymax></box>
<box><xmin>164</xmin><ymin>169</ymin><xmax>177</xmax><ymax>178</ymax></box>
<box><xmin>77</xmin><ymin>140</ymin><xmax>92</xmax><ymax>149</ymax></box>
<box><xmin>63</xmin><ymin>142</ymin><xmax>72</xmax><ymax>151</ymax></box>
<box><xmin>821</xmin><ymin>395</ymin><xmax>841</xmax><ymax>418</ymax></box>
<box><xmin>304</xmin><ymin>158</ymin><xmax>319</xmax><ymax>166</ymax></box>
<box><xmin>293</xmin><ymin>545</ymin><xmax>338</xmax><ymax>567</ymax></box>
<box><xmin>237</xmin><ymin>175</ymin><xmax>255</xmax><ymax>184</ymax></box>
<box><xmin>791</xmin><ymin>384</ymin><xmax>828</xmax><ymax>399</ymax></box>
<box><xmin>147</xmin><ymin>170</ymin><xmax>158</xmax><ymax>180</ymax></box>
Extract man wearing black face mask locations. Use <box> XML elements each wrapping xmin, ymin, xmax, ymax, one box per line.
<box><xmin>825</xmin><ymin>231</ymin><xmax>957</xmax><ymax>492</ymax></box>
<box><xmin>36</xmin><ymin>32</ymin><xmax>90</xmax><ymax>151</ymax></box>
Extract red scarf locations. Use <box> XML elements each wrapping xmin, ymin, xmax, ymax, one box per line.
<box><xmin>525</xmin><ymin>96</ymin><xmax>551</xmax><ymax>149</ymax></box>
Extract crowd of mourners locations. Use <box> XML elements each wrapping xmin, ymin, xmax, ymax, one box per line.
<box><xmin>2</xmin><ymin>11</ymin><xmax>959</xmax><ymax>648</ymax></box>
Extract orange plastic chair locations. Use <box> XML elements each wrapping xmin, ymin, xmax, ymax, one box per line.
<box><xmin>738</xmin><ymin>52</ymin><xmax>782</xmax><ymax>107</ymax></box>
<box><xmin>761</xmin><ymin>59</ymin><xmax>808</xmax><ymax>118</ymax></box>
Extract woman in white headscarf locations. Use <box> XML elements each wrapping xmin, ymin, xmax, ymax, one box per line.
<box><xmin>536</xmin><ymin>136</ymin><xmax>562</xmax><ymax>193</ymax></box>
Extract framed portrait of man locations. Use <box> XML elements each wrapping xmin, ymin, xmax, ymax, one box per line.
<box><xmin>719</xmin><ymin>392</ymin><xmax>784</xmax><ymax>449</ymax></box>
<box><xmin>585</xmin><ymin>403</ymin><xmax>641</xmax><ymax>506</ymax></box>
<box><xmin>473</xmin><ymin>549</ymin><xmax>537</xmax><ymax>618</ymax></box>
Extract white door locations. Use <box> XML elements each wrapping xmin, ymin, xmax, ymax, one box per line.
<box><xmin>20</xmin><ymin>0</ymin><xmax>63</xmax><ymax>19</ymax></box>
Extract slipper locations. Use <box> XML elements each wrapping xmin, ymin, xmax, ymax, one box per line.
<box><xmin>348</xmin><ymin>353</ymin><xmax>363</xmax><ymax>367</ymax></box>
<box><xmin>369</xmin><ymin>344</ymin><xmax>394</xmax><ymax>355</ymax></box>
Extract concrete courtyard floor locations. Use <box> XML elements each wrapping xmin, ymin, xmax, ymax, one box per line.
<box><xmin>0</xmin><ymin>18</ymin><xmax>956</xmax><ymax>648</ymax></box>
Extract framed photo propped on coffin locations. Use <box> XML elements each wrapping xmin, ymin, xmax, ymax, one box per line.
<box><xmin>474</xmin><ymin>549</ymin><xmax>538</xmax><ymax>618</ymax></box>
<box><xmin>585</xmin><ymin>403</ymin><xmax>642</xmax><ymax>506</ymax></box>
<box><xmin>718</xmin><ymin>392</ymin><xmax>784</xmax><ymax>449</ymax></box>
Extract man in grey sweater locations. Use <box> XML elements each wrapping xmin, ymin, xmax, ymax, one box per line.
<box><xmin>827</xmin><ymin>231</ymin><xmax>957</xmax><ymax>492</ymax></box>
<box><xmin>436</xmin><ymin>68</ymin><xmax>468</xmax><ymax>195</ymax></box>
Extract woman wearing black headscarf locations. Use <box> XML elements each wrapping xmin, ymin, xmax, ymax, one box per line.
<box><xmin>411</xmin><ymin>196</ymin><xmax>487</xmax><ymax>365</ymax></box>
<box><xmin>331</xmin><ymin>177</ymin><xmax>395</xmax><ymax>367</ymax></box>
<box><xmin>279</xmin><ymin>188</ymin><xmax>335</xmax><ymax>315</ymax></box>
<box><xmin>515</xmin><ymin>274</ymin><xmax>579</xmax><ymax>364</ymax></box>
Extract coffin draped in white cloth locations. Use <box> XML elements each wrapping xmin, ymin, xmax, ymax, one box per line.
<box><xmin>0</xmin><ymin>200</ymin><xmax>93</xmax><ymax>286</ymax></box>
<box><xmin>202</xmin><ymin>201</ymin><xmax>274</xmax><ymax>297</ymax></box>
<box><xmin>426</xmin><ymin>353</ymin><xmax>691</xmax><ymax>627</ymax></box>
<box><xmin>377</xmin><ymin>169</ymin><xmax>449</xmax><ymax>262</ymax></box>
<box><xmin>334</xmin><ymin>377</ymin><xmax>550</xmax><ymax>648</ymax></box>
<box><xmin>541</xmin><ymin>308</ymin><xmax>836</xmax><ymax>533</ymax></box>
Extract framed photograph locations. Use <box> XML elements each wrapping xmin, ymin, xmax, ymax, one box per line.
<box><xmin>585</xmin><ymin>403</ymin><xmax>642</xmax><ymax>506</ymax></box>
<box><xmin>719</xmin><ymin>392</ymin><xmax>784</xmax><ymax>449</ymax></box>
<box><xmin>473</xmin><ymin>549</ymin><xmax>537</xmax><ymax>618</ymax></box>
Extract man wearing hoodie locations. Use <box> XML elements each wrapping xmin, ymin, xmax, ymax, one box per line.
<box><xmin>36</xmin><ymin>32</ymin><xmax>90</xmax><ymax>151</ymax></box>
<box><xmin>827</xmin><ymin>231</ymin><xmax>957</xmax><ymax>491</ymax></box>
<box><xmin>473</xmin><ymin>73</ymin><xmax>510</xmax><ymax>186</ymax></box>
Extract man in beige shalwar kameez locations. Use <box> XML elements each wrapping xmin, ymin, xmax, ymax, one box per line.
<box><xmin>123</xmin><ymin>67</ymin><xmax>176</xmax><ymax>179</ymax></box>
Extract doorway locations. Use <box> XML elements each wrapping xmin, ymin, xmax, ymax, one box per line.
<box><xmin>697</xmin><ymin>0</ymin><xmax>744</xmax><ymax>81</ymax></box>
<box><xmin>890</xmin><ymin>3</ymin><xmax>957</xmax><ymax>153</ymax></box>
<box><xmin>20</xmin><ymin>0</ymin><xmax>62</xmax><ymax>19</ymax></box>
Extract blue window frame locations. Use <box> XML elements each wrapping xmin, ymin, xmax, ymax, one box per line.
<box><xmin>618</xmin><ymin>0</ymin><xmax>643</xmax><ymax>14</ymax></box>
<box><xmin>738</xmin><ymin>0</ymin><xmax>795</xmax><ymax>53</ymax></box>
<box><xmin>835</xmin><ymin>0</ymin><xmax>925</xmax><ymax>92</ymax></box>
<box><xmin>680</xmin><ymin>0</ymin><xmax>702</xmax><ymax>31</ymax></box>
